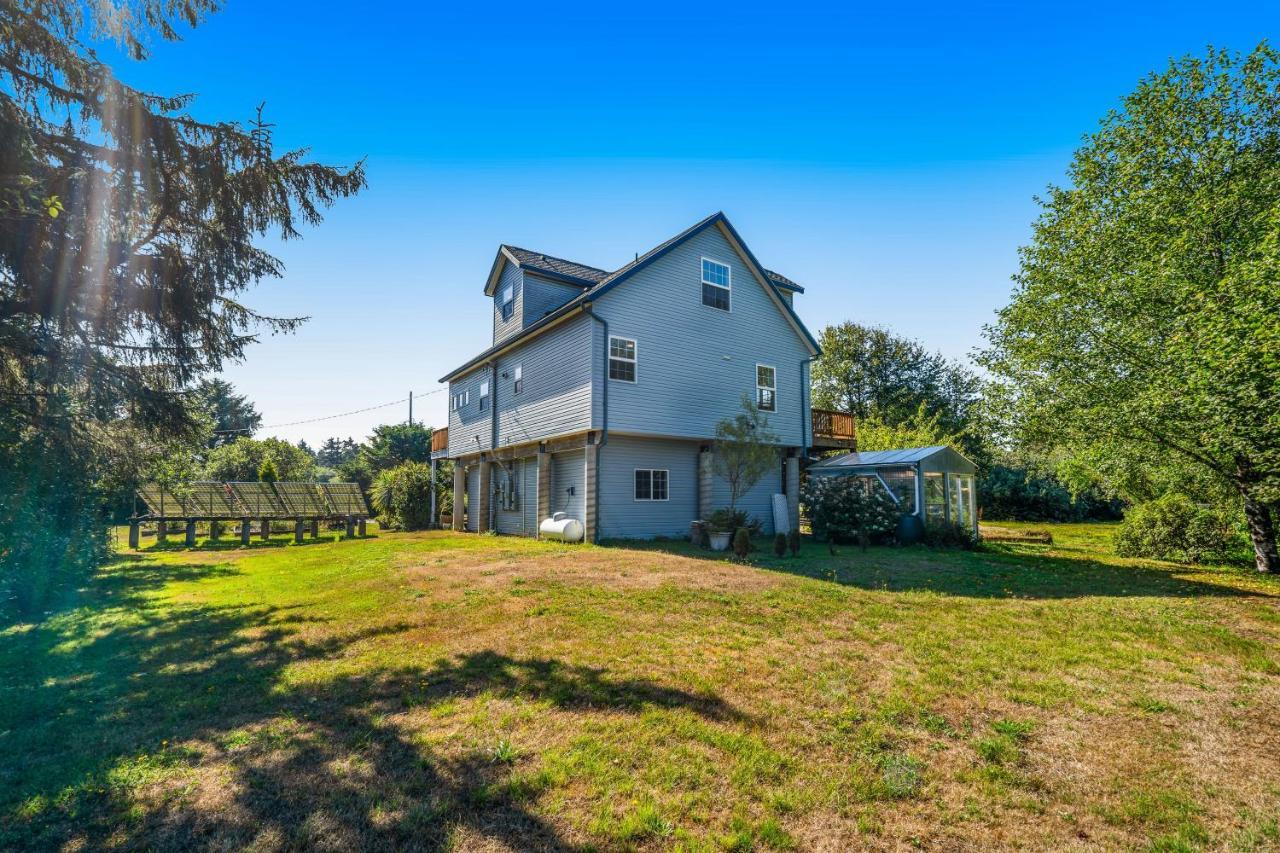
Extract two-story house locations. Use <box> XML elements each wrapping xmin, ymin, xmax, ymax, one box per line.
<box><xmin>438</xmin><ymin>211</ymin><xmax>827</xmax><ymax>541</ymax></box>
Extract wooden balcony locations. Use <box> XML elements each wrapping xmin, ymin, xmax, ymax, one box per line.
<box><xmin>811</xmin><ymin>408</ymin><xmax>856</xmax><ymax>450</ymax></box>
<box><xmin>430</xmin><ymin>426</ymin><xmax>448</xmax><ymax>457</ymax></box>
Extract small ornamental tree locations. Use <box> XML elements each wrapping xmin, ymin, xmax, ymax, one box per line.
<box><xmin>713</xmin><ymin>396</ymin><xmax>780</xmax><ymax>515</ymax></box>
<box><xmin>258</xmin><ymin>457</ymin><xmax>278</xmax><ymax>484</ymax></box>
<box><xmin>801</xmin><ymin>476</ymin><xmax>899</xmax><ymax>549</ymax></box>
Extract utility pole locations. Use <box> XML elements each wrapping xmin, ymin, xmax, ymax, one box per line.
<box><xmin>408</xmin><ymin>391</ymin><xmax>413</xmax><ymax>427</ymax></box>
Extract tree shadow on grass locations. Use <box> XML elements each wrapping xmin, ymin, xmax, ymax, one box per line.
<box><xmin>2</xmin><ymin>554</ymin><xmax>742</xmax><ymax>851</ymax></box>
<box><xmin>620</xmin><ymin>538</ymin><xmax>1278</xmax><ymax>601</ymax></box>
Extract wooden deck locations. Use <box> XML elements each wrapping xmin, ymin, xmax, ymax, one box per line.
<box><xmin>811</xmin><ymin>408</ymin><xmax>856</xmax><ymax>450</ymax></box>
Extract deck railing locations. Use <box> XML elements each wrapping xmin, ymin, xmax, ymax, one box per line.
<box><xmin>431</xmin><ymin>427</ymin><xmax>449</xmax><ymax>454</ymax></box>
<box><xmin>811</xmin><ymin>408</ymin><xmax>856</xmax><ymax>443</ymax></box>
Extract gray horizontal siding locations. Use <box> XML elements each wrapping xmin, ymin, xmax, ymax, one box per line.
<box><xmin>492</xmin><ymin>262</ymin><xmax>523</xmax><ymax>346</ymax></box>
<box><xmin>598</xmin><ymin>436</ymin><xmax>699</xmax><ymax>539</ymax></box>
<box><xmin>710</xmin><ymin>448</ymin><xmax>785</xmax><ymax>536</ymax></box>
<box><xmin>549</xmin><ymin>449</ymin><xmax>585</xmax><ymax>524</ymax></box>
<box><xmin>523</xmin><ymin>273</ymin><xmax>581</xmax><ymax>324</ymax></box>
<box><xmin>447</xmin><ymin>366</ymin><xmax>492</xmax><ymax>456</ymax></box>
<box><xmin>593</xmin><ymin>224</ymin><xmax>810</xmax><ymax>446</ymax></box>
<box><xmin>494</xmin><ymin>312</ymin><xmax>594</xmax><ymax>448</ymax></box>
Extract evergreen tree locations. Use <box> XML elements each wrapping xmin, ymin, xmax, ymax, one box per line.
<box><xmin>194</xmin><ymin>379</ymin><xmax>262</xmax><ymax>447</ymax></box>
<box><xmin>0</xmin><ymin>1</ymin><xmax>363</xmax><ymax>609</ymax></box>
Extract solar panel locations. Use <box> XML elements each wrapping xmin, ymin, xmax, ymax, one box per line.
<box><xmin>138</xmin><ymin>483</ymin><xmax>189</xmax><ymax>518</ymax></box>
<box><xmin>228</xmin><ymin>482</ymin><xmax>289</xmax><ymax>517</ymax></box>
<box><xmin>320</xmin><ymin>482</ymin><xmax>369</xmax><ymax>516</ymax></box>
<box><xmin>273</xmin><ymin>481</ymin><xmax>329</xmax><ymax>516</ymax></box>
<box><xmin>183</xmin><ymin>481</ymin><xmax>242</xmax><ymax>518</ymax></box>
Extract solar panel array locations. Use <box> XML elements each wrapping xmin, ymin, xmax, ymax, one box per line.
<box><xmin>273</xmin><ymin>482</ymin><xmax>329</xmax><ymax>516</ymax></box>
<box><xmin>138</xmin><ymin>482</ymin><xmax>368</xmax><ymax>519</ymax></box>
<box><xmin>228</xmin><ymin>482</ymin><xmax>288</xmax><ymax>517</ymax></box>
<box><xmin>183</xmin><ymin>482</ymin><xmax>242</xmax><ymax>518</ymax></box>
<box><xmin>320</xmin><ymin>482</ymin><xmax>370</xmax><ymax>516</ymax></box>
<box><xmin>138</xmin><ymin>483</ymin><xmax>189</xmax><ymax>517</ymax></box>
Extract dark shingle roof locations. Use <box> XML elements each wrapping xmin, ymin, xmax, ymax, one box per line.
<box><xmin>763</xmin><ymin>269</ymin><xmax>803</xmax><ymax>292</ymax></box>
<box><xmin>502</xmin><ymin>246</ymin><xmax>608</xmax><ymax>285</ymax></box>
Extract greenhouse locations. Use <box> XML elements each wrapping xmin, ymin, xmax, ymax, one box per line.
<box><xmin>808</xmin><ymin>445</ymin><xmax>978</xmax><ymax>542</ymax></box>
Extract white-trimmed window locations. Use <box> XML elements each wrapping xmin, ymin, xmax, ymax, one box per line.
<box><xmin>479</xmin><ymin>380</ymin><xmax>490</xmax><ymax>412</ymax></box>
<box><xmin>451</xmin><ymin>392</ymin><xmax>461</xmax><ymax>411</ymax></box>
<box><xmin>634</xmin><ymin>469</ymin><xmax>669</xmax><ymax>501</ymax></box>
<box><xmin>756</xmin><ymin>364</ymin><xmax>777</xmax><ymax>412</ymax></box>
<box><xmin>500</xmin><ymin>285</ymin><xmax>515</xmax><ymax>321</ymax></box>
<box><xmin>609</xmin><ymin>336</ymin><xmax>637</xmax><ymax>382</ymax></box>
<box><xmin>701</xmin><ymin>258</ymin><xmax>731</xmax><ymax>311</ymax></box>
<box><xmin>513</xmin><ymin>364</ymin><xmax>523</xmax><ymax>394</ymax></box>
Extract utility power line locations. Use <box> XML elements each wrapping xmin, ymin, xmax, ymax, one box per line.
<box><xmin>213</xmin><ymin>387</ymin><xmax>445</xmax><ymax>434</ymax></box>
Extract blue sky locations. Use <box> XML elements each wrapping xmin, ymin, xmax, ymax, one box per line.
<box><xmin>101</xmin><ymin>1</ymin><xmax>1277</xmax><ymax>446</ymax></box>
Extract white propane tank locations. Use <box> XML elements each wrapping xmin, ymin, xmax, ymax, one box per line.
<box><xmin>539</xmin><ymin>512</ymin><xmax>584</xmax><ymax>543</ymax></box>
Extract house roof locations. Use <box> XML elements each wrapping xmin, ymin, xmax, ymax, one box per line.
<box><xmin>443</xmin><ymin>212</ymin><xmax>820</xmax><ymax>382</ymax></box>
<box><xmin>810</xmin><ymin>446</ymin><xmax>962</xmax><ymax>468</ymax></box>
<box><xmin>501</xmin><ymin>246</ymin><xmax>609</xmax><ymax>286</ymax></box>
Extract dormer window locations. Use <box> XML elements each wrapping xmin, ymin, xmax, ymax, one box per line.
<box><xmin>701</xmin><ymin>258</ymin><xmax>731</xmax><ymax>311</ymax></box>
<box><xmin>500</xmin><ymin>285</ymin><xmax>515</xmax><ymax>321</ymax></box>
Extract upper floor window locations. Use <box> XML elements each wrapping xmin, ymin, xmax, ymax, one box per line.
<box><xmin>634</xmin><ymin>469</ymin><xmax>669</xmax><ymax>501</ymax></box>
<box><xmin>609</xmin><ymin>336</ymin><xmax>637</xmax><ymax>382</ymax></box>
<box><xmin>500</xmin><ymin>285</ymin><xmax>515</xmax><ymax>321</ymax></box>
<box><xmin>701</xmin><ymin>258</ymin><xmax>731</xmax><ymax>311</ymax></box>
<box><xmin>513</xmin><ymin>364</ymin><xmax>523</xmax><ymax>394</ymax></box>
<box><xmin>756</xmin><ymin>364</ymin><xmax>777</xmax><ymax>411</ymax></box>
<box><xmin>451</xmin><ymin>392</ymin><xmax>461</xmax><ymax>411</ymax></box>
<box><xmin>479</xmin><ymin>380</ymin><xmax>490</xmax><ymax>411</ymax></box>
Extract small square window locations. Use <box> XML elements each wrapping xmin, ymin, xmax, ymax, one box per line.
<box><xmin>634</xmin><ymin>469</ymin><xmax>668</xmax><ymax>501</ymax></box>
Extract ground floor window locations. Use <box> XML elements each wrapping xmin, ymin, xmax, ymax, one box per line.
<box><xmin>879</xmin><ymin>469</ymin><xmax>917</xmax><ymax>514</ymax></box>
<box><xmin>634</xmin><ymin>468</ymin><xmax>669</xmax><ymax>501</ymax></box>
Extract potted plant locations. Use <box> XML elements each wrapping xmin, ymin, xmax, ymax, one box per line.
<box><xmin>705</xmin><ymin>508</ymin><xmax>742</xmax><ymax>552</ymax></box>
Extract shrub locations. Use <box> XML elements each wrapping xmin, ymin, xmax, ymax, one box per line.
<box><xmin>773</xmin><ymin>533</ymin><xmax>787</xmax><ymax>556</ymax></box>
<box><xmin>732</xmin><ymin>527</ymin><xmax>752</xmax><ymax>559</ymax></box>
<box><xmin>788</xmin><ymin>528</ymin><xmax>801</xmax><ymax>556</ymax></box>
<box><xmin>1114</xmin><ymin>494</ymin><xmax>1241</xmax><ymax>564</ymax></box>
<box><xmin>922</xmin><ymin>522</ymin><xmax>979</xmax><ymax>550</ymax></box>
<box><xmin>978</xmin><ymin>464</ymin><xmax>1123</xmax><ymax>522</ymax></box>
<box><xmin>707</xmin><ymin>508</ymin><xmax>761</xmax><ymax>537</ymax></box>
<box><xmin>370</xmin><ymin>462</ymin><xmax>435</xmax><ymax>531</ymax></box>
<box><xmin>800</xmin><ymin>475</ymin><xmax>899</xmax><ymax>546</ymax></box>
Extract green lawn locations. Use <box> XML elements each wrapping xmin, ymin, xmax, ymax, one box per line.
<box><xmin>3</xmin><ymin>524</ymin><xmax>1280</xmax><ymax>850</ymax></box>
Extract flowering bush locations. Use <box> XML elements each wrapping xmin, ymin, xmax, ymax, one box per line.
<box><xmin>801</xmin><ymin>475</ymin><xmax>900</xmax><ymax>546</ymax></box>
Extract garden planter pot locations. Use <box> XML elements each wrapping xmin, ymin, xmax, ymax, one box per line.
<box><xmin>708</xmin><ymin>532</ymin><xmax>731</xmax><ymax>552</ymax></box>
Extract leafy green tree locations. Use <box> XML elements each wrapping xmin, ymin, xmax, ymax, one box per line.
<box><xmin>194</xmin><ymin>380</ymin><xmax>262</xmax><ymax>447</ymax></box>
<box><xmin>201</xmin><ymin>438</ymin><xmax>315</xmax><ymax>483</ymax></box>
<box><xmin>257</xmin><ymin>457</ymin><xmax>278</xmax><ymax>484</ymax></box>
<box><xmin>981</xmin><ymin>44</ymin><xmax>1280</xmax><ymax>571</ymax></box>
<box><xmin>855</xmin><ymin>402</ymin><xmax>965</xmax><ymax>455</ymax></box>
<box><xmin>362</xmin><ymin>423</ymin><xmax>433</xmax><ymax>472</ymax></box>
<box><xmin>713</xmin><ymin>397</ymin><xmax>780</xmax><ymax>515</ymax></box>
<box><xmin>371</xmin><ymin>462</ymin><xmax>435</xmax><ymax>531</ymax></box>
<box><xmin>0</xmin><ymin>1</ymin><xmax>363</xmax><ymax>606</ymax></box>
<box><xmin>811</xmin><ymin>322</ymin><xmax>981</xmax><ymax>448</ymax></box>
